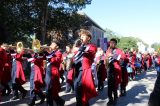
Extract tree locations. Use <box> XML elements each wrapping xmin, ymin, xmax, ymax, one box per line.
<box><xmin>151</xmin><ymin>43</ymin><xmax>160</xmax><ymax>53</ymax></box>
<box><xmin>105</xmin><ymin>28</ymin><xmax>147</xmax><ymax>51</ymax></box>
<box><xmin>0</xmin><ymin>0</ymin><xmax>92</xmax><ymax>46</ymax></box>
<box><xmin>117</xmin><ymin>37</ymin><xmax>138</xmax><ymax>50</ymax></box>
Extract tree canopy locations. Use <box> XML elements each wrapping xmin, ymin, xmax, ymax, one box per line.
<box><xmin>151</xmin><ymin>43</ymin><xmax>160</xmax><ymax>53</ymax></box>
<box><xmin>105</xmin><ymin>28</ymin><xmax>148</xmax><ymax>51</ymax></box>
<box><xmin>0</xmin><ymin>0</ymin><xmax>92</xmax><ymax>46</ymax></box>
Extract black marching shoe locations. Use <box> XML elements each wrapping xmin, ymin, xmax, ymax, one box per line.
<box><xmin>37</xmin><ymin>92</ymin><xmax>45</xmax><ymax>104</ymax></box>
<box><xmin>29</xmin><ymin>101</ymin><xmax>35</xmax><ymax>106</ymax></box>
<box><xmin>120</xmin><ymin>90</ymin><xmax>126</xmax><ymax>97</ymax></box>
<box><xmin>39</xmin><ymin>95</ymin><xmax>45</xmax><ymax>104</ymax></box>
<box><xmin>21</xmin><ymin>90</ymin><xmax>27</xmax><ymax>99</ymax></box>
<box><xmin>57</xmin><ymin>98</ymin><xmax>65</xmax><ymax>106</ymax></box>
<box><xmin>29</xmin><ymin>98</ymin><xmax>36</xmax><ymax>106</ymax></box>
<box><xmin>61</xmin><ymin>77</ymin><xmax>65</xmax><ymax>84</ymax></box>
<box><xmin>1</xmin><ymin>91</ymin><xmax>7</xmax><ymax>96</ymax></box>
<box><xmin>6</xmin><ymin>89</ymin><xmax>11</xmax><ymax>96</ymax></box>
<box><xmin>107</xmin><ymin>99</ymin><xmax>114</xmax><ymax>106</ymax></box>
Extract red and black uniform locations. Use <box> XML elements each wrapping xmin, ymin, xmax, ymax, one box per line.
<box><xmin>141</xmin><ymin>54</ymin><xmax>145</xmax><ymax>70</ymax></box>
<box><xmin>146</xmin><ymin>54</ymin><xmax>153</xmax><ymax>70</ymax></box>
<box><xmin>0</xmin><ymin>47</ymin><xmax>7</xmax><ymax>97</ymax></box>
<box><xmin>120</xmin><ymin>53</ymin><xmax>129</xmax><ymax>96</ymax></box>
<box><xmin>96</xmin><ymin>55</ymin><xmax>107</xmax><ymax>91</ymax></box>
<box><xmin>131</xmin><ymin>52</ymin><xmax>137</xmax><ymax>75</ymax></box>
<box><xmin>28</xmin><ymin>53</ymin><xmax>45</xmax><ymax>106</ymax></box>
<box><xmin>45</xmin><ymin>50</ymin><xmax>65</xmax><ymax>106</ymax></box>
<box><xmin>11</xmin><ymin>51</ymin><xmax>27</xmax><ymax>100</ymax></box>
<box><xmin>1</xmin><ymin>52</ymin><xmax>12</xmax><ymax>96</ymax></box>
<box><xmin>106</xmin><ymin>48</ymin><xmax>123</xmax><ymax>104</ymax></box>
<box><xmin>63</xmin><ymin>52</ymin><xmax>74</xmax><ymax>92</ymax></box>
<box><xmin>67</xmin><ymin>65</ymin><xmax>75</xmax><ymax>91</ymax></box>
<box><xmin>59</xmin><ymin>63</ymin><xmax>65</xmax><ymax>84</ymax></box>
<box><xmin>74</xmin><ymin>44</ymin><xmax>97</xmax><ymax>106</ymax></box>
<box><xmin>0</xmin><ymin>47</ymin><xmax>7</xmax><ymax>81</ymax></box>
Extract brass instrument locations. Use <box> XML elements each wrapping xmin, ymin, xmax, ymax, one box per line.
<box><xmin>32</xmin><ymin>39</ymin><xmax>41</xmax><ymax>53</ymax></box>
<box><xmin>3</xmin><ymin>38</ymin><xmax>50</xmax><ymax>53</ymax></box>
<box><xmin>16</xmin><ymin>42</ymin><xmax>24</xmax><ymax>53</ymax></box>
<box><xmin>16</xmin><ymin>42</ymin><xmax>33</xmax><ymax>53</ymax></box>
<box><xmin>62</xmin><ymin>53</ymin><xmax>74</xmax><ymax>71</ymax></box>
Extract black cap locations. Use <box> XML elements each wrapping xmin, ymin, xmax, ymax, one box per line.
<box><xmin>110</xmin><ymin>38</ymin><xmax>118</xmax><ymax>44</ymax></box>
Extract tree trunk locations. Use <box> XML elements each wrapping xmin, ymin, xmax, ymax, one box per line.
<box><xmin>41</xmin><ymin>0</ymin><xmax>48</xmax><ymax>44</ymax></box>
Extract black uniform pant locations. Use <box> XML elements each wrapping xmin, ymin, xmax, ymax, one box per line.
<box><xmin>97</xmin><ymin>72</ymin><xmax>104</xmax><ymax>91</ymax></box>
<box><xmin>74</xmin><ymin>71</ymin><xmax>83</xmax><ymax>106</ymax></box>
<box><xmin>107</xmin><ymin>78</ymin><xmax>117</xmax><ymax>101</ymax></box>
<box><xmin>98</xmin><ymin>79</ymin><xmax>104</xmax><ymax>90</ymax></box>
<box><xmin>12</xmin><ymin>83</ymin><xmax>26</xmax><ymax>97</ymax></box>
<box><xmin>1</xmin><ymin>82</ymin><xmax>11</xmax><ymax>95</ymax></box>
<box><xmin>120</xmin><ymin>67</ymin><xmax>127</xmax><ymax>94</ymax></box>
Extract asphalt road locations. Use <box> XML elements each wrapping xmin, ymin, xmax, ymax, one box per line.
<box><xmin>0</xmin><ymin>70</ymin><xmax>157</xmax><ymax>106</ymax></box>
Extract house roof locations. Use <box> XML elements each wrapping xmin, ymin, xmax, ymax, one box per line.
<box><xmin>78</xmin><ymin>12</ymin><xmax>106</xmax><ymax>32</ymax></box>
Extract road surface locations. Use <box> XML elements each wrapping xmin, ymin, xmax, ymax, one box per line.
<box><xmin>0</xmin><ymin>70</ymin><xmax>157</xmax><ymax>106</ymax></box>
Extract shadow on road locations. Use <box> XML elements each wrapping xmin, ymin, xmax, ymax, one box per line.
<box><xmin>0</xmin><ymin>71</ymin><xmax>156</xmax><ymax>106</ymax></box>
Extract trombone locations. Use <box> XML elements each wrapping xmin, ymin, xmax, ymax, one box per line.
<box><xmin>4</xmin><ymin>39</ymin><xmax>51</xmax><ymax>53</ymax></box>
<box><xmin>16</xmin><ymin>42</ymin><xmax>33</xmax><ymax>53</ymax></box>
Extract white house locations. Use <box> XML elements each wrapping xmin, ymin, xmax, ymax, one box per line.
<box><xmin>78</xmin><ymin>12</ymin><xmax>107</xmax><ymax>50</ymax></box>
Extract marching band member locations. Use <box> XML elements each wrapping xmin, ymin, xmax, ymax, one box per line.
<box><xmin>10</xmin><ymin>42</ymin><xmax>27</xmax><ymax>100</ymax></box>
<box><xmin>120</xmin><ymin>52</ymin><xmax>129</xmax><ymax>97</ymax></box>
<box><xmin>45</xmin><ymin>39</ymin><xmax>65</xmax><ymax>106</ymax></box>
<box><xmin>74</xmin><ymin>29</ymin><xmax>97</xmax><ymax>106</ymax></box>
<box><xmin>0</xmin><ymin>42</ymin><xmax>7</xmax><ymax>98</ymax></box>
<box><xmin>63</xmin><ymin>44</ymin><xmax>74</xmax><ymax>93</ymax></box>
<box><xmin>106</xmin><ymin>38</ymin><xmax>124</xmax><ymax>105</ymax></box>
<box><xmin>28</xmin><ymin>39</ymin><xmax>45</xmax><ymax>106</ymax></box>
<box><xmin>1</xmin><ymin>44</ymin><xmax>12</xmax><ymax>96</ymax></box>
<box><xmin>96</xmin><ymin>47</ymin><xmax>107</xmax><ymax>91</ymax></box>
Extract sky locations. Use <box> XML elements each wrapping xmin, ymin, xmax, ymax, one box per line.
<box><xmin>80</xmin><ymin>0</ymin><xmax>160</xmax><ymax>45</ymax></box>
